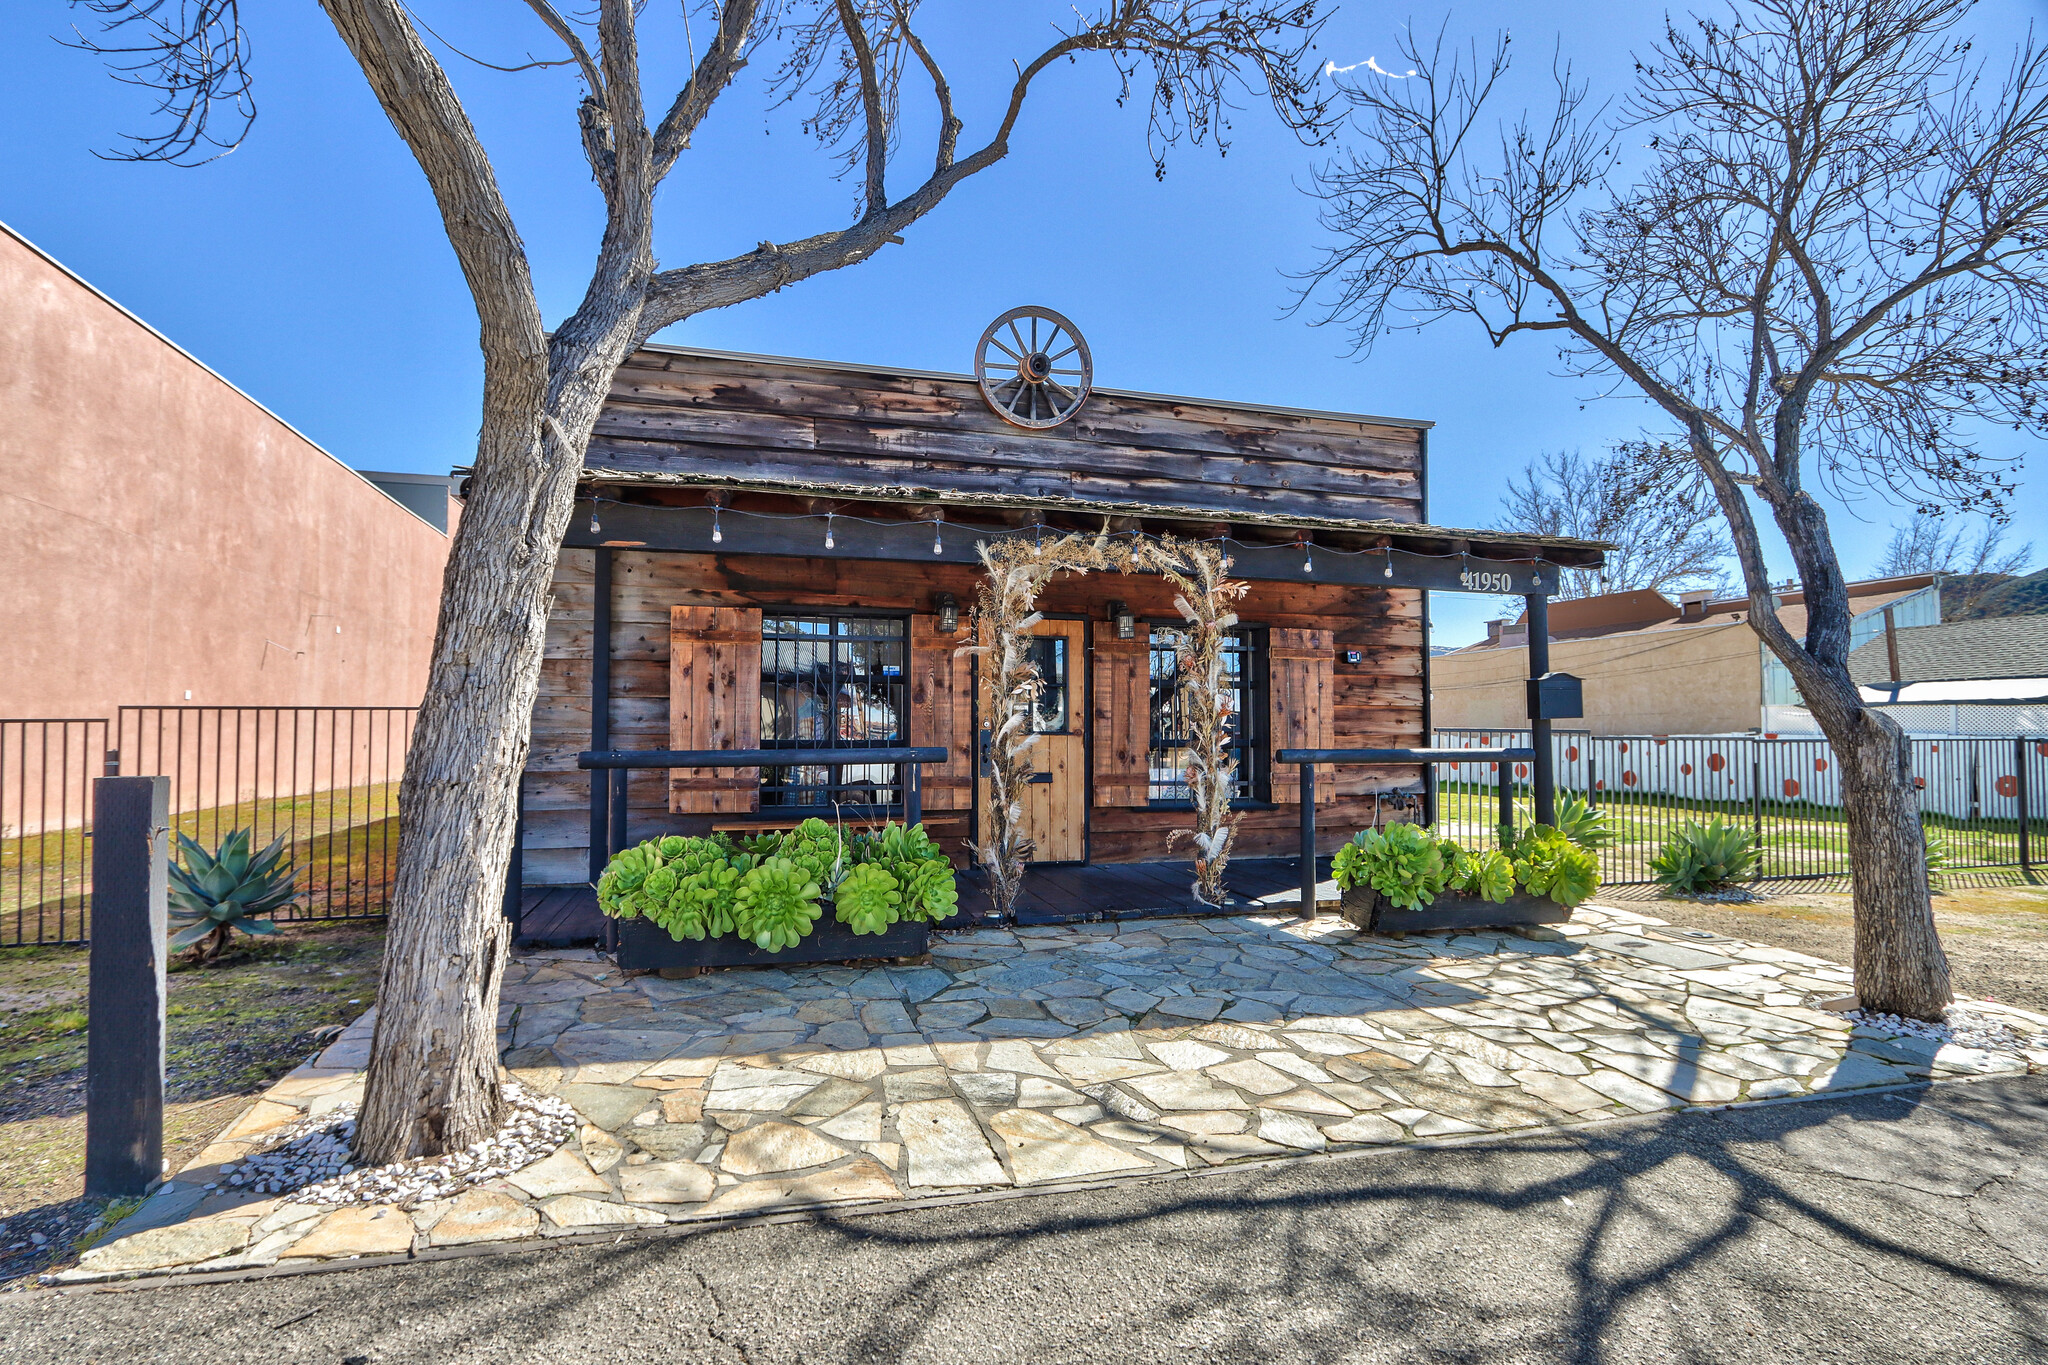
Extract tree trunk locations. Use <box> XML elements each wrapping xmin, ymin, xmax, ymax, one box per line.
<box><xmin>1826</xmin><ymin>706</ymin><xmax>1953</xmax><ymax>1019</ymax></box>
<box><xmin>354</xmin><ymin>378</ymin><xmax>610</xmax><ymax>1163</ymax></box>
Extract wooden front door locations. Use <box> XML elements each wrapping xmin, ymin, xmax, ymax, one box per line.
<box><xmin>983</xmin><ymin>617</ymin><xmax>1088</xmax><ymax>863</ymax></box>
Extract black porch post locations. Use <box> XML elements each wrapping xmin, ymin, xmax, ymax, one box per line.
<box><xmin>1299</xmin><ymin>762</ymin><xmax>1317</xmax><ymax>915</ymax></box>
<box><xmin>1525</xmin><ymin>594</ymin><xmax>1556</xmax><ymax>827</ymax></box>
<box><xmin>587</xmin><ymin>547</ymin><xmax>613</xmax><ymax>883</ymax></box>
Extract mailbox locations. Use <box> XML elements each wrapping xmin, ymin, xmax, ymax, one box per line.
<box><xmin>1527</xmin><ymin>671</ymin><xmax>1584</xmax><ymax>720</ymax></box>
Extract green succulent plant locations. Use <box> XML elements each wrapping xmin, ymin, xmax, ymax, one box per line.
<box><xmin>1449</xmin><ymin>846</ymin><xmax>1517</xmax><ymax>903</ymax></box>
<box><xmin>850</xmin><ymin>821</ymin><xmax>958</xmax><ymax>922</ymax></box>
<box><xmin>1512</xmin><ymin>825</ymin><xmax>1601</xmax><ymax>907</ymax></box>
<box><xmin>167</xmin><ymin>827</ymin><xmax>297</xmax><ymax>962</ymax></box>
<box><xmin>1648</xmin><ymin>816</ymin><xmax>1759</xmax><ymax>895</ymax></box>
<box><xmin>1922</xmin><ymin>824</ymin><xmax>1950</xmax><ymax>892</ymax></box>
<box><xmin>834</xmin><ymin>862</ymin><xmax>904</xmax><ymax>936</ymax></box>
<box><xmin>1330</xmin><ymin>823</ymin><xmax>1451</xmax><ymax>910</ymax></box>
<box><xmin>1551</xmin><ymin>793</ymin><xmax>1613</xmax><ymax>850</ymax></box>
<box><xmin>776</xmin><ymin>817</ymin><xmax>847</xmax><ymax>888</ymax></box>
<box><xmin>596</xmin><ymin>843</ymin><xmax>661</xmax><ymax>917</ymax></box>
<box><xmin>733</xmin><ymin>856</ymin><xmax>824</xmax><ymax>951</ymax></box>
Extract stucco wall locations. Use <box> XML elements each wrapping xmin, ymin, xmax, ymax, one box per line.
<box><xmin>0</xmin><ymin>223</ymin><xmax>449</xmax><ymax>722</ymax></box>
<box><xmin>1432</xmin><ymin>620</ymin><xmax>1764</xmax><ymax>736</ymax></box>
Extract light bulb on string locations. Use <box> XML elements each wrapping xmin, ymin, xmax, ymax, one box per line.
<box><xmin>1302</xmin><ymin>537</ymin><xmax>1314</xmax><ymax>574</ymax></box>
<box><xmin>711</xmin><ymin>506</ymin><xmax>723</xmax><ymax>545</ymax></box>
<box><xmin>589</xmin><ymin>502</ymin><xmax>601</xmax><ymax>535</ymax></box>
<box><xmin>1383</xmin><ymin>547</ymin><xmax>1394</xmax><ymax>579</ymax></box>
<box><xmin>933</xmin><ymin>515</ymin><xmax>945</xmax><ymax>556</ymax></box>
<box><xmin>824</xmin><ymin>513</ymin><xmax>835</xmax><ymax>550</ymax></box>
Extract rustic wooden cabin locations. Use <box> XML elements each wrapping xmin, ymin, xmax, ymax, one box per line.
<box><xmin>512</xmin><ymin>311</ymin><xmax>1604</xmax><ymax>932</ymax></box>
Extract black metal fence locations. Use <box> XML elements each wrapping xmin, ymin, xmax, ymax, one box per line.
<box><xmin>0</xmin><ymin>706</ymin><xmax>416</xmax><ymax>946</ymax></box>
<box><xmin>1432</xmin><ymin>728</ymin><xmax>2045</xmax><ymax>885</ymax></box>
<box><xmin>1</xmin><ymin>718</ymin><xmax>113</xmax><ymax>947</ymax></box>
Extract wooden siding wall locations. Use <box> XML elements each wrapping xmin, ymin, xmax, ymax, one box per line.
<box><xmin>523</xmin><ymin>549</ymin><xmax>1426</xmax><ymax>884</ymax></box>
<box><xmin>589</xmin><ymin>349</ymin><xmax>1424</xmax><ymax>524</ymax></box>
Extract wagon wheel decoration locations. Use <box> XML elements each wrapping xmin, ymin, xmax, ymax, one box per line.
<box><xmin>975</xmin><ymin>306</ymin><xmax>1093</xmax><ymax>429</ymax></box>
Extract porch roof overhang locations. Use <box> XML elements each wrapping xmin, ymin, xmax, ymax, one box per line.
<box><xmin>560</xmin><ymin>470</ymin><xmax>1608</xmax><ymax>596</ymax></box>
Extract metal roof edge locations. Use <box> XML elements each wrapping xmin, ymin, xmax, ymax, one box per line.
<box><xmin>629</xmin><ymin>339</ymin><xmax>1437</xmax><ymax>431</ymax></box>
<box><xmin>0</xmin><ymin>217</ymin><xmax>445</xmax><ymax>536</ymax></box>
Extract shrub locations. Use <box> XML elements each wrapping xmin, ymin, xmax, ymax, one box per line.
<box><xmin>1330</xmin><ymin>823</ymin><xmax>1452</xmax><ymax>910</ymax></box>
<box><xmin>168</xmin><ymin>827</ymin><xmax>297</xmax><ymax>963</ymax></box>
<box><xmin>1922</xmin><ymin>824</ymin><xmax>1950</xmax><ymax>892</ymax></box>
<box><xmin>1648</xmin><ymin>816</ymin><xmax>1760</xmax><ymax>894</ymax></box>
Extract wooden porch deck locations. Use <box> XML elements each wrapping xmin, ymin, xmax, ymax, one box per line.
<box><xmin>512</xmin><ymin>856</ymin><xmax>1333</xmax><ymax>946</ymax></box>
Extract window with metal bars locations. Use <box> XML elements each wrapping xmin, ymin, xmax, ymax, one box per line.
<box><xmin>759</xmin><ymin>613</ymin><xmax>908</xmax><ymax>809</ymax></box>
<box><xmin>1148</xmin><ymin>626</ymin><xmax>1264</xmax><ymax>804</ymax></box>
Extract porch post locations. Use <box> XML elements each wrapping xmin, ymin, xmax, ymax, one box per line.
<box><xmin>1525</xmin><ymin>594</ymin><xmax>1556</xmax><ymax>827</ymax></box>
<box><xmin>1299</xmin><ymin>761</ymin><xmax>1318</xmax><ymax>915</ymax></box>
<box><xmin>587</xmin><ymin>548</ymin><xmax>613</xmax><ymax>882</ymax></box>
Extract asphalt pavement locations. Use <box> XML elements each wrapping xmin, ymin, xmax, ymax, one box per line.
<box><xmin>3</xmin><ymin>1076</ymin><xmax>2045</xmax><ymax>1365</ymax></box>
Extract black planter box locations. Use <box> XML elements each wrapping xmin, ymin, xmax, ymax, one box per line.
<box><xmin>1339</xmin><ymin>884</ymin><xmax>1572</xmax><ymax>935</ymax></box>
<box><xmin>614</xmin><ymin>911</ymin><xmax>929</xmax><ymax>971</ymax></box>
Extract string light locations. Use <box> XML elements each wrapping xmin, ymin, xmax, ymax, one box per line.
<box><xmin>711</xmin><ymin>506</ymin><xmax>723</xmax><ymax>544</ymax></box>
<box><xmin>932</xmin><ymin>514</ymin><xmax>945</xmax><ymax>555</ymax></box>
<box><xmin>1382</xmin><ymin>547</ymin><xmax>1394</xmax><ymax>578</ymax></box>
<box><xmin>824</xmin><ymin>513</ymin><xmax>835</xmax><ymax>550</ymax></box>
<box><xmin>1302</xmin><ymin>536</ymin><xmax>1314</xmax><ymax>574</ymax></box>
<box><xmin>589</xmin><ymin>502</ymin><xmax>601</xmax><ymax>535</ymax></box>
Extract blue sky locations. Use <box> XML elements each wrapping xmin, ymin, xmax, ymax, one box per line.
<box><xmin>3</xmin><ymin>1</ymin><xmax>2040</xmax><ymax>645</ymax></box>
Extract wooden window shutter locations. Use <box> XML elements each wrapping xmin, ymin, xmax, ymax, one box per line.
<box><xmin>668</xmin><ymin>606</ymin><xmax>762</xmax><ymax>814</ymax></box>
<box><xmin>909</xmin><ymin>615</ymin><xmax>974</xmax><ymax>811</ymax></box>
<box><xmin>1270</xmin><ymin>626</ymin><xmax>1336</xmax><ymax>804</ymax></box>
<box><xmin>1092</xmin><ymin>622</ymin><xmax>1151</xmax><ymax>806</ymax></box>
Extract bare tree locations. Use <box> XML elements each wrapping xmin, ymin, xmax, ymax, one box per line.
<box><xmin>1302</xmin><ymin>0</ymin><xmax>2048</xmax><ymax>1019</ymax></box>
<box><xmin>1876</xmin><ymin>515</ymin><xmax>2033</xmax><ymax>573</ymax></box>
<box><xmin>1497</xmin><ymin>447</ymin><xmax>1732</xmax><ymax>599</ymax></box>
<box><xmin>72</xmin><ymin>0</ymin><xmax>1334</xmax><ymax>1160</ymax></box>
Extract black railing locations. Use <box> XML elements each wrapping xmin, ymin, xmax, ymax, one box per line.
<box><xmin>1</xmin><ymin>718</ymin><xmax>114</xmax><ymax>946</ymax></box>
<box><xmin>575</xmin><ymin>746</ymin><xmax>952</xmax><ymax>861</ymax></box>
<box><xmin>1276</xmin><ymin>746</ymin><xmax>1535</xmax><ymax>916</ymax></box>
<box><xmin>1434</xmin><ymin>728</ymin><xmax>2046</xmax><ymax>886</ymax></box>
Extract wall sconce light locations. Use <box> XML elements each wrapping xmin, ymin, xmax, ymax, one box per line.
<box><xmin>1110</xmin><ymin>601</ymin><xmax>1135</xmax><ymax>640</ymax></box>
<box><xmin>937</xmin><ymin>592</ymin><xmax>960</xmax><ymax>634</ymax></box>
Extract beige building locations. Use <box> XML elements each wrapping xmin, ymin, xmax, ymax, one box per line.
<box><xmin>1433</xmin><ymin>576</ymin><xmax>1939</xmax><ymax>736</ymax></box>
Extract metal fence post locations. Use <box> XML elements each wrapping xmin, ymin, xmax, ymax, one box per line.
<box><xmin>1497</xmin><ymin>759</ymin><xmax>1513</xmax><ymax>848</ymax></box>
<box><xmin>1751</xmin><ymin>753</ymin><xmax>1764</xmax><ymax>852</ymax></box>
<box><xmin>86</xmin><ymin>776</ymin><xmax>168</xmax><ymax>1199</ymax></box>
<box><xmin>2019</xmin><ymin>737</ymin><xmax>2032</xmax><ymax>875</ymax></box>
<box><xmin>906</xmin><ymin>759</ymin><xmax>923</xmax><ymax>828</ymax></box>
<box><xmin>1299</xmin><ymin>762</ymin><xmax>1317</xmax><ymax>916</ymax></box>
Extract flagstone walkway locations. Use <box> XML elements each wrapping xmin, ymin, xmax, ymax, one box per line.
<box><xmin>58</xmin><ymin>904</ymin><xmax>2048</xmax><ymax>1283</ymax></box>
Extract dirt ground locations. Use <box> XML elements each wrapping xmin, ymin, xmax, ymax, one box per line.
<box><xmin>0</xmin><ymin>921</ymin><xmax>383</xmax><ymax>1287</ymax></box>
<box><xmin>1640</xmin><ymin>877</ymin><xmax>2048</xmax><ymax>1014</ymax></box>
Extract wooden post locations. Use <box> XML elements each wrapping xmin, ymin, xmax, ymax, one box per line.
<box><xmin>1525</xmin><ymin>594</ymin><xmax>1556</xmax><ymax>826</ymax></box>
<box><xmin>1883</xmin><ymin>606</ymin><xmax>1902</xmax><ymax>682</ymax></box>
<box><xmin>587</xmin><ymin>548</ymin><xmax>613</xmax><ymax>883</ymax></box>
<box><xmin>86</xmin><ymin>776</ymin><xmax>168</xmax><ymax>1200</ymax></box>
<box><xmin>1298</xmin><ymin>761</ymin><xmax>1317</xmax><ymax>915</ymax></box>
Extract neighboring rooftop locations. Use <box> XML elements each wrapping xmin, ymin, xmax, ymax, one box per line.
<box><xmin>1849</xmin><ymin>614</ymin><xmax>2048</xmax><ymax>686</ymax></box>
<box><xmin>1452</xmin><ymin>575</ymin><xmax>1938</xmax><ymax>651</ymax></box>
<box><xmin>359</xmin><ymin>470</ymin><xmax>460</xmax><ymax>533</ymax></box>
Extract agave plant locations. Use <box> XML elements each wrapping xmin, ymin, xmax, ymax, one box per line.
<box><xmin>1648</xmin><ymin>816</ymin><xmax>1760</xmax><ymax>895</ymax></box>
<box><xmin>168</xmin><ymin>828</ymin><xmax>297</xmax><ymax>962</ymax></box>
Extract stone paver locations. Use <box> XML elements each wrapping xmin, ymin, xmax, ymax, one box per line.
<box><xmin>58</xmin><ymin>903</ymin><xmax>2048</xmax><ymax>1284</ymax></box>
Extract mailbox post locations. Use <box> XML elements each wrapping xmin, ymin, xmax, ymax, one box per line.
<box><xmin>1521</xmin><ymin>595</ymin><xmax>1585</xmax><ymax>827</ymax></box>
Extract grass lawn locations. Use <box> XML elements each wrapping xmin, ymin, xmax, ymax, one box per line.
<box><xmin>0</xmin><ymin>920</ymin><xmax>384</xmax><ymax>1287</ymax></box>
<box><xmin>1</xmin><ymin>782</ymin><xmax>400</xmax><ymax>946</ymax></box>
